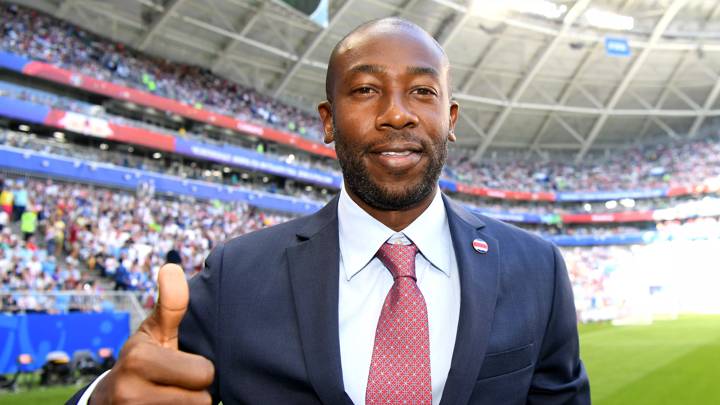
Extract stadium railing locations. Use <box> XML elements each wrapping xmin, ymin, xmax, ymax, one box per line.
<box><xmin>0</xmin><ymin>291</ymin><xmax>148</xmax><ymax>332</ymax></box>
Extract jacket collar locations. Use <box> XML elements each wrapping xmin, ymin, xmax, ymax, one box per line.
<box><xmin>440</xmin><ymin>194</ymin><xmax>499</xmax><ymax>405</ymax></box>
<box><xmin>288</xmin><ymin>194</ymin><xmax>499</xmax><ymax>405</ymax></box>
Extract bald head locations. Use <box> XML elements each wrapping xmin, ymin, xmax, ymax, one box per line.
<box><xmin>325</xmin><ymin>17</ymin><xmax>451</xmax><ymax>102</ymax></box>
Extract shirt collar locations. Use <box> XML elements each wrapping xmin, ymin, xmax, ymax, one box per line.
<box><xmin>337</xmin><ymin>184</ymin><xmax>451</xmax><ymax>281</ymax></box>
<box><xmin>401</xmin><ymin>189</ymin><xmax>452</xmax><ymax>278</ymax></box>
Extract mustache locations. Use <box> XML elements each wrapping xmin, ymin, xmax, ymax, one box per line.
<box><xmin>363</xmin><ymin>131</ymin><xmax>428</xmax><ymax>152</ymax></box>
<box><xmin>376</xmin><ymin>131</ymin><xmax>422</xmax><ymax>143</ymax></box>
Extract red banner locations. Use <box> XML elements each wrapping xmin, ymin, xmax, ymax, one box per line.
<box><xmin>503</xmin><ymin>190</ymin><xmax>555</xmax><ymax>201</ymax></box>
<box><xmin>23</xmin><ymin>61</ymin><xmax>336</xmax><ymax>158</ymax></box>
<box><xmin>455</xmin><ymin>183</ymin><xmax>487</xmax><ymax>197</ymax></box>
<box><xmin>455</xmin><ymin>183</ymin><xmax>556</xmax><ymax>201</ymax></box>
<box><xmin>44</xmin><ymin>109</ymin><xmax>176</xmax><ymax>152</ymax></box>
<box><xmin>561</xmin><ymin>211</ymin><xmax>654</xmax><ymax>224</ymax></box>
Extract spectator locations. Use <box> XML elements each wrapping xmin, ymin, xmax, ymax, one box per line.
<box><xmin>12</xmin><ymin>180</ymin><xmax>28</xmax><ymax>222</ymax></box>
<box><xmin>0</xmin><ymin>180</ymin><xmax>13</xmax><ymax>217</ymax></box>
<box><xmin>20</xmin><ymin>204</ymin><xmax>37</xmax><ymax>241</ymax></box>
<box><xmin>0</xmin><ymin>208</ymin><xmax>8</xmax><ymax>232</ymax></box>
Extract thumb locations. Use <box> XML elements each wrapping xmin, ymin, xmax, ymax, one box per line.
<box><xmin>145</xmin><ymin>263</ymin><xmax>189</xmax><ymax>349</ymax></box>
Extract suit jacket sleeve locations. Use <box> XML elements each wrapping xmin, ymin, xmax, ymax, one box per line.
<box><xmin>66</xmin><ymin>384</ymin><xmax>89</xmax><ymax>405</ymax></box>
<box><xmin>179</xmin><ymin>242</ymin><xmax>225</xmax><ymax>404</ymax></box>
<box><xmin>528</xmin><ymin>244</ymin><xmax>591</xmax><ymax>404</ymax></box>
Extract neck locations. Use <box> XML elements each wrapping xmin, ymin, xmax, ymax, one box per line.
<box><xmin>346</xmin><ymin>186</ymin><xmax>437</xmax><ymax>232</ymax></box>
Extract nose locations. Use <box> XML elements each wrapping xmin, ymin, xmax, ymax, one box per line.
<box><xmin>376</xmin><ymin>92</ymin><xmax>419</xmax><ymax>130</ymax></box>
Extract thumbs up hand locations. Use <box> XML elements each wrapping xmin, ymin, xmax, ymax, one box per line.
<box><xmin>90</xmin><ymin>264</ymin><xmax>215</xmax><ymax>404</ymax></box>
<box><xmin>141</xmin><ymin>263</ymin><xmax>190</xmax><ymax>350</ymax></box>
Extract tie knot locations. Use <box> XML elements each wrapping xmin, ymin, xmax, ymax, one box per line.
<box><xmin>376</xmin><ymin>242</ymin><xmax>418</xmax><ymax>280</ymax></box>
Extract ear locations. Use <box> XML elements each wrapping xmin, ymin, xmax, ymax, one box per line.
<box><xmin>448</xmin><ymin>100</ymin><xmax>459</xmax><ymax>142</ymax></box>
<box><xmin>317</xmin><ymin>100</ymin><xmax>334</xmax><ymax>144</ymax></box>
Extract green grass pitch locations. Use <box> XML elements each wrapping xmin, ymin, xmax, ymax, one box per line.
<box><xmin>1</xmin><ymin>315</ymin><xmax>719</xmax><ymax>404</ymax></box>
<box><xmin>580</xmin><ymin>315</ymin><xmax>720</xmax><ymax>404</ymax></box>
<box><xmin>0</xmin><ymin>385</ymin><xmax>78</xmax><ymax>404</ymax></box>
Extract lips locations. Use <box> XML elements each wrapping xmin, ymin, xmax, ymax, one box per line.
<box><xmin>379</xmin><ymin>151</ymin><xmax>413</xmax><ymax>157</ymax></box>
<box><xmin>369</xmin><ymin>143</ymin><xmax>423</xmax><ymax>171</ymax></box>
<box><xmin>370</xmin><ymin>141</ymin><xmax>423</xmax><ymax>154</ymax></box>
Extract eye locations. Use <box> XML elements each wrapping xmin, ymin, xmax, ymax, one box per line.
<box><xmin>352</xmin><ymin>86</ymin><xmax>377</xmax><ymax>95</ymax></box>
<box><xmin>412</xmin><ymin>87</ymin><xmax>438</xmax><ymax>97</ymax></box>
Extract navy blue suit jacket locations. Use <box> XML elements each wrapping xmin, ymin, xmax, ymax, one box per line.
<box><xmin>70</xmin><ymin>194</ymin><xmax>590</xmax><ymax>404</ymax></box>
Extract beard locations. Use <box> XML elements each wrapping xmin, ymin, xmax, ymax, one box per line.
<box><xmin>333</xmin><ymin>123</ymin><xmax>447</xmax><ymax>211</ymax></box>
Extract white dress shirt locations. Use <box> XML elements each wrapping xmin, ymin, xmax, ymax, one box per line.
<box><xmin>338</xmin><ymin>186</ymin><xmax>461</xmax><ymax>405</ymax></box>
<box><xmin>80</xmin><ymin>186</ymin><xmax>461</xmax><ymax>405</ymax></box>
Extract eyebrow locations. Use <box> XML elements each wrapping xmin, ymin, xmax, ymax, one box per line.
<box><xmin>348</xmin><ymin>64</ymin><xmax>440</xmax><ymax>78</ymax></box>
<box><xmin>349</xmin><ymin>64</ymin><xmax>386</xmax><ymax>74</ymax></box>
<box><xmin>407</xmin><ymin>66</ymin><xmax>439</xmax><ymax>78</ymax></box>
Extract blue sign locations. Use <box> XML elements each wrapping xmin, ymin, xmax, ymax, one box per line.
<box><xmin>0</xmin><ymin>95</ymin><xmax>50</xmax><ymax>124</ymax></box>
<box><xmin>0</xmin><ymin>312</ymin><xmax>130</xmax><ymax>373</ymax></box>
<box><xmin>174</xmin><ymin>138</ymin><xmax>342</xmax><ymax>188</ymax></box>
<box><xmin>0</xmin><ymin>145</ymin><xmax>325</xmax><ymax>215</ymax></box>
<box><xmin>605</xmin><ymin>37</ymin><xmax>631</xmax><ymax>57</ymax></box>
<box><xmin>0</xmin><ymin>51</ymin><xmax>31</xmax><ymax>72</ymax></box>
<box><xmin>557</xmin><ymin>188</ymin><xmax>665</xmax><ymax>202</ymax></box>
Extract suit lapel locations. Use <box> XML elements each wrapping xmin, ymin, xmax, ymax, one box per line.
<box><xmin>440</xmin><ymin>196</ymin><xmax>500</xmax><ymax>405</ymax></box>
<box><xmin>286</xmin><ymin>197</ymin><xmax>350</xmax><ymax>405</ymax></box>
<box><xmin>285</xmin><ymin>194</ymin><xmax>500</xmax><ymax>404</ymax></box>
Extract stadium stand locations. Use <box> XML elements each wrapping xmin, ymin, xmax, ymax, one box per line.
<box><xmin>1</xmin><ymin>1</ymin><xmax>719</xmax><ymax>357</ymax></box>
<box><xmin>0</xmin><ymin>175</ymin><xmax>293</xmax><ymax>312</ymax></box>
<box><xmin>2</xmin><ymin>3</ymin><xmax>719</xmax><ymax>197</ymax></box>
<box><xmin>446</xmin><ymin>138</ymin><xmax>720</xmax><ymax>192</ymax></box>
<box><xmin>3</xmin><ymin>1</ymin><xmax>720</xmax><ymax>403</ymax></box>
<box><xmin>0</xmin><ymin>3</ymin><xmax>326</xmax><ymax>143</ymax></box>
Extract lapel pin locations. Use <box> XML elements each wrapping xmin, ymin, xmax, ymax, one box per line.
<box><xmin>472</xmin><ymin>238</ymin><xmax>488</xmax><ymax>254</ymax></box>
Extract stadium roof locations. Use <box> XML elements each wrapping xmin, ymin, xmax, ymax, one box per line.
<box><xmin>12</xmin><ymin>0</ymin><xmax>720</xmax><ymax>161</ymax></box>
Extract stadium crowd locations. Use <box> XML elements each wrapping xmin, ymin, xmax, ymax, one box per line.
<box><xmin>455</xmin><ymin>193</ymin><xmax>720</xmax><ymax>216</ymax></box>
<box><xmin>5</xmin><ymin>78</ymin><xmax>720</xmax><ymax>202</ymax></box>
<box><xmin>515</xmin><ymin>216</ymin><xmax>720</xmax><ymax>238</ymax></box>
<box><xmin>3</xmin><ymin>3</ymin><xmax>720</xmax><ymax>196</ymax></box>
<box><xmin>446</xmin><ymin>137</ymin><xmax>720</xmax><ymax>192</ymax></box>
<box><xmin>2</xmin><ymin>171</ymin><xmax>718</xmax><ymax>317</ymax></box>
<box><xmin>5</xmin><ymin>128</ymin><xmax>720</xmax><ymax>220</ymax></box>
<box><xmin>0</xmin><ymin>176</ymin><xmax>293</xmax><ymax>313</ymax></box>
<box><xmin>0</xmin><ymin>129</ymin><xmax>333</xmax><ymax>203</ymax></box>
<box><xmin>0</xmin><ymin>3</ymin><xmax>325</xmax><ymax>142</ymax></box>
<box><xmin>4</xmin><ymin>2</ymin><xmax>720</xmax><ymax>326</ymax></box>
<box><xmin>0</xmin><ymin>81</ymin><xmax>341</xmax><ymax>176</ymax></box>
<box><xmin>561</xmin><ymin>246</ymin><xmax>624</xmax><ymax>322</ymax></box>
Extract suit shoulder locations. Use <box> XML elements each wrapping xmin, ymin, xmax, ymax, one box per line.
<box><xmin>200</xmin><ymin>215</ymin><xmax>314</xmax><ymax>280</ymax></box>
<box><xmin>221</xmin><ymin>214</ymin><xmax>310</xmax><ymax>252</ymax></box>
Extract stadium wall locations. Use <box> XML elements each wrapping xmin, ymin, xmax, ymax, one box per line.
<box><xmin>0</xmin><ymin>312</ymin><xmax>129</xmax><ymax>374</ymax></box>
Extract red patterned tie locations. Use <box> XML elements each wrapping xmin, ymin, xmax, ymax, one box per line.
<box><xmin>366</xmin><ymin>242</ymin><xmax>431</xmax><ymax>405</ymax></box>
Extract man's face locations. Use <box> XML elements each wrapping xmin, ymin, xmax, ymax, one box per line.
<box><xmin>319</xmin><ymin>26</ymin><xmax>458</xmax><ymax>211</ymax></box>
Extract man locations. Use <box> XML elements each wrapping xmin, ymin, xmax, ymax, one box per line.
<box><xmin>0</xmin><ymin>180</ymin><xmax>13</xmax><ymax>218</ymax></box>
<box><xmin>20</xmin><ymin>205</ymin><xmax>37</xmax><ymax>242</ymax></box>
<box><xmin>72</xmin><ymin>17</ymin><xmax>589</xmax><ymax>404</ymax></box>
<box><xmin>12</xmin><ymin>180</ymin><xmax>28</xmax><ymax>222</ymax></box>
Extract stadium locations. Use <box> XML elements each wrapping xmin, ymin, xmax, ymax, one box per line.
<box><xmin>0</xmin><ymin>0</ymin><xmax>719</xmax><ymax>403</ymax></box>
